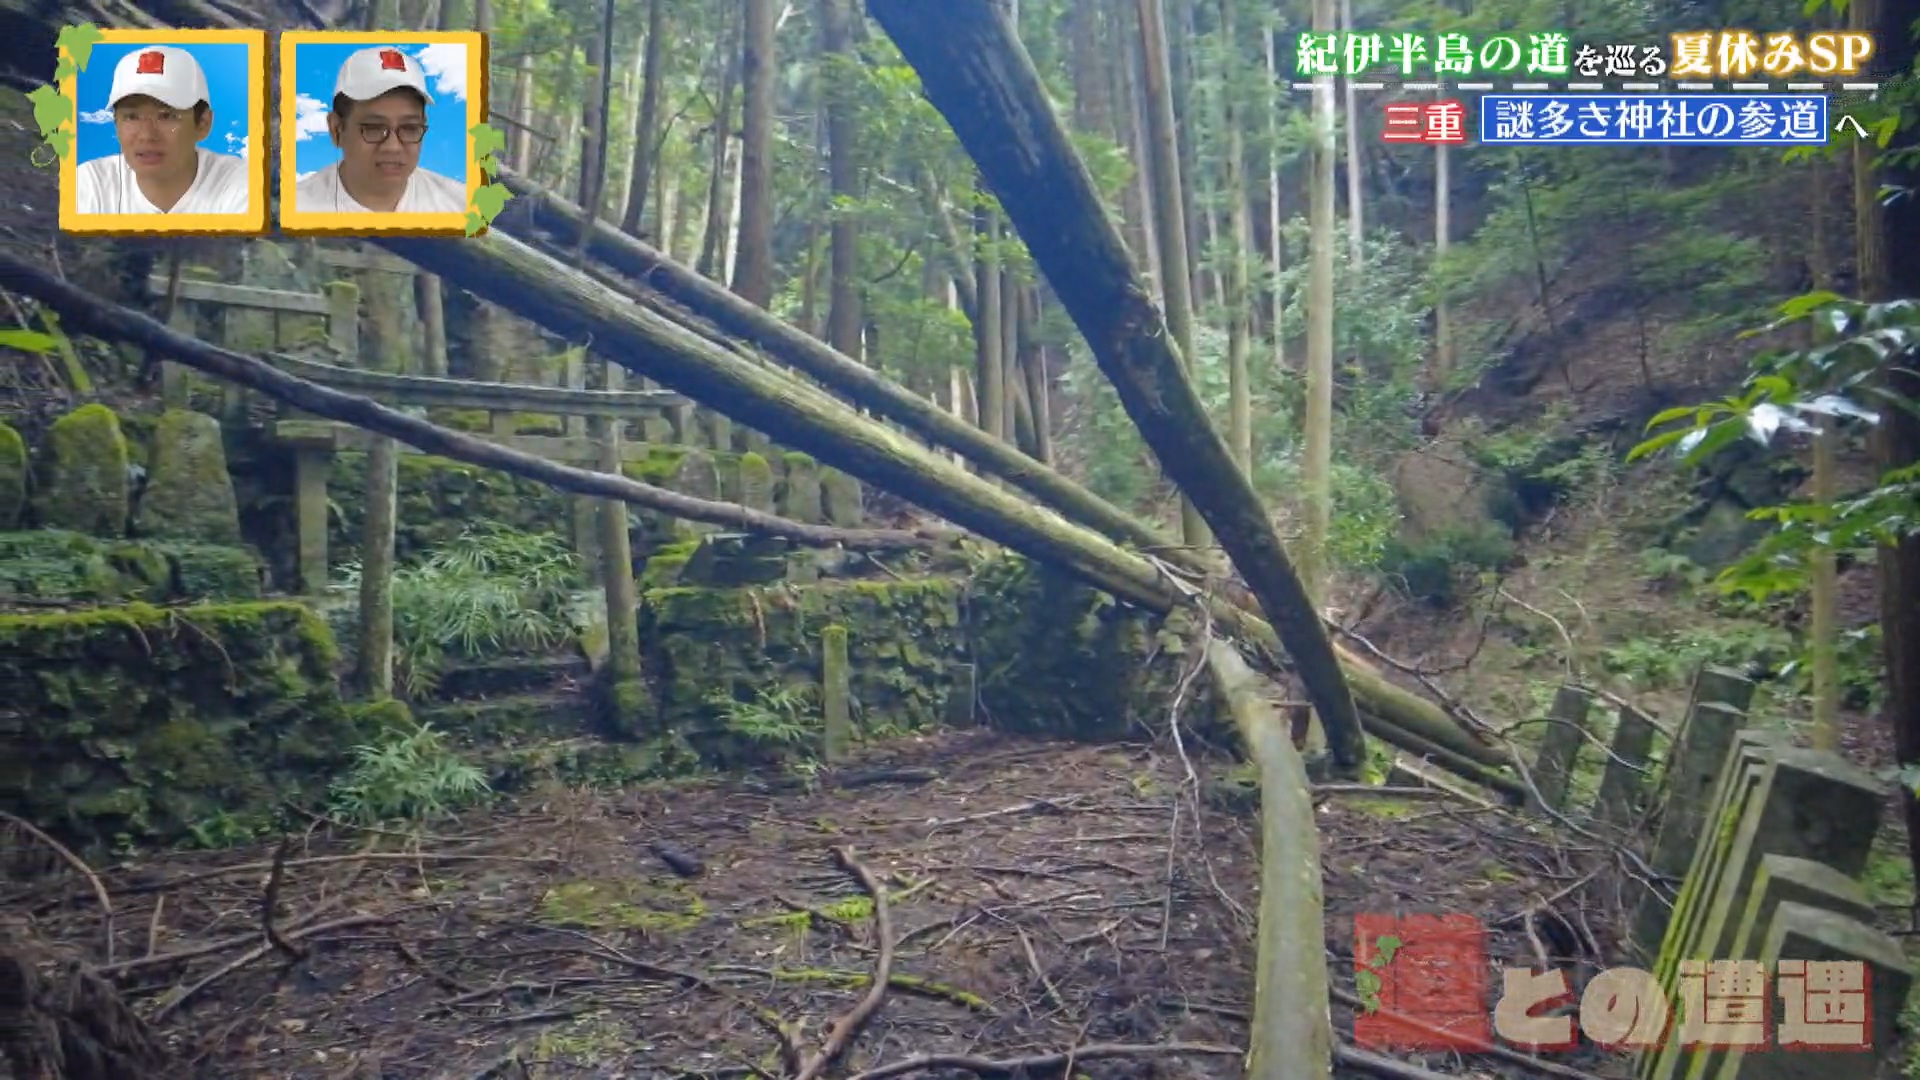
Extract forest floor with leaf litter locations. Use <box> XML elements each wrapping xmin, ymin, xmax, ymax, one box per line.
<box><xmin>5</xmin><ymin>730</ymin><xmax>1639</xmax><ymax>1080</ymax></box>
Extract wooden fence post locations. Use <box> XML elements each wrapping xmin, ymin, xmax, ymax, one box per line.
<box><xmin>1529</xmin><ymin>685</ymin><xmax>1593</xmax><ymax>811</ymax></box>
<box><xmin>594</xmin><ymin>358</ymin><xmax>644</xmax><ymax>734</ymax></box>
<box><xmin>1595</xmin><ymin>702</ymin><xmax>1659</xmax><ymax>827</ymax></box>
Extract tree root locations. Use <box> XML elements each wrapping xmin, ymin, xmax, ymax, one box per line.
<box><xmin>0</xmin><ymin>930</ymin><xmax>176</xmax><ymax>1080</ymax></box>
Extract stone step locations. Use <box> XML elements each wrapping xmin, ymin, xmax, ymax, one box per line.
<box><xmin>416</xmin><ymin>689</ymin><xmax>593</xmax><ymax>746</ymax></box>
<box><xmin>431</xmin><ymin>655</ymin><xmax>590</xmax><ymax>701</ymax></box>
<box><xmin>473</xmin><ymin>736</ymin><xmax>692</xmax><ymax>793</ymax></box>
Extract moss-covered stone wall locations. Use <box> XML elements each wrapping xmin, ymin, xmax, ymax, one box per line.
<box><xmin>636</xmin><ymin>577</ymin><xmax>962</xmax><ymax>766</ymax></box>
<box><xmin>0</xmin><ymin>529</ymin><xmax>262</xmax><ymax>603</ymax></box>
<box><xmin>628</xmin><ymin>553</ymin><xmax>1223</xmax><ymax>764</ymax></box>
<box><xmin>0</xmin><ymin>601</ymin><xmax>386</xmax><ymax>853</ymax></box>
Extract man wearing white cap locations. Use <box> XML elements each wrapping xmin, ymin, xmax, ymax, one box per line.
<box><xmin>75</xmin><ymin>46</ymin><xmax>250</xmax><ymax>215</ymax></box>
<box><xmin>294</xmin><ymin>46</ymin><xmax>467</xmax><ymax>213</ymax></box>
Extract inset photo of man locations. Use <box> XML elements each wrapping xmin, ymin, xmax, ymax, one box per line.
<box><xmin>60</xmin><ymin>30</ymin><xmax>267</xmax><ymax>233</ymax></box>
<box><xmin>280</xmin><ymin>32</ymin><xmax>485</xmax><ymax>232</ymax></box>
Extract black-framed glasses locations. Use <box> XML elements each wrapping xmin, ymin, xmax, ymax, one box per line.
<box><xmin>357</xmin><ymin>121</ymin><xmax>427</xmax><ymax>144</ymax></box>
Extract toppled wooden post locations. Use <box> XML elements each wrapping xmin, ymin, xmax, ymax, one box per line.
<box><xmin>1594</xmin><ymin>702</ymin><xmax>1658</xmax><ymax>826</ymax></box>
<box><xmin>821</xmin><ymin>624</ymin><xmax>851</xmax><ymax>762</ymax></box>
<box><xmin>1529</xmin><ymin>685</ymin><xmax>1592</xmax><ymax>811</ymax></box>
<box><xmin>355</xmin><ymin>262</ymin><xmax>411</xmax><ymax>700</ymax></box>
<box><xmin>593</xmin><ymin>359</ymin><xmax>648</xmax><ymax>737</ymax></box>
<box><xmin>1204</xmin><ymin>640</ymin><xmax>1331</xmax><ymax>1080</ymax></box>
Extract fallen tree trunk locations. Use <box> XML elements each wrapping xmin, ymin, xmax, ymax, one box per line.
<box><xmin>0</xmin><ymin>252</ymin><xmax>929</xmax><ymax>553</ymax></box>
<box><xmin>494</xmin><ymin>145</ymin><xmax>1496</xmax><ymax>768</ymax></box>
<box><xmin>867</xmin><ymin>0</ymin><xmax>1365</xmax><ymax>771</ymax></box>
<box><xmin>364</xmin><ymin>232</ymin><xmax>1507</xmax><ymax>770</ymax></box>
<box><xmin>494</xmin><ymin>167</ymin><xmax>1170</xmax><ymax>557</ymax></box>
<box><xmin>1207</xmin><ymin>641</ymin><xmax>1332</xmax><ymax>1080</ymax></box>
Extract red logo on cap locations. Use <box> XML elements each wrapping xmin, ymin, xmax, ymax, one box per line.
<box><xmin>136</xmin><ymin>50</ymin><xmax>165</xmax><ymax>74</ymax></box>
<box><xmin>379</xmin><ymin>49</ymin><xmax>406</xmax><ymax>71</ymax></box>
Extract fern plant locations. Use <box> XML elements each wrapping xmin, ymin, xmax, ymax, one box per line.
<box><xmin>709</xmin><ymin>685</ymin><xmax>819</xmax><ymax>747</ymax></box>
<box><xmin>336</xmin><ymin>525</ymin><xmax>583</xmax><ymax>697</ymax></box>
<box><xmin>328</xmin><ymin>724</ymin><xmax>491</xmax><ymax>825</ymax></box>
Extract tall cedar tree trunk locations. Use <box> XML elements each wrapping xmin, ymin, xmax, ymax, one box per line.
<box><xmin>974</xmin><ymin>193</ymin><xmax>1006</xmax><ymax>440</ymax></box>
<box><xmin>733</xmin><ymin>0</ymin><xmax>777</xmax><ymax>305</ymax></box>
<box><xmin>621</xmin><ymin>0</ymin><xmax>667</xmax><ymax>236</ymax></box>
<box><xmin>696</xmin><ymin>9</ymin><xmax>738</xmax><ymax>278</ymax></box>
<box><xmin>866</xmin><ymin>0</ymin><xmax>1369</xmax><ymax>772</ymax></box>
<box><xmin>1165</xmin><ymin>0</ymin><xmax>1206</xmax><ymax>309</ymax></box>
<box><xmin>819</xmin><ymin>0</ymin><xmax>863</xmax><ymax>358</ymax></box>
<box><xmin>1136</xmin><ymin>0</ymin><xmax>1209</xmax><ymax>546</ymax></box>
<box><xmin>1220</xmin><ymin>0</ymin><xmax>1251</xmax><ymax>470</ymax></box>
<box><xmin>1264</xmin><ymin>23</ymin><xmax>1286</xmax><ymax>370</ymax></box>
<box><xmin>574</xmin><ymin>0</ymin><xmax>617</xmax><ymax>265</ymax></box>
<box><xmin>1860</xmin><ymin>0</ymin><xmax>1920</xmax><ymax>892</ymax></box>
<box><xmin>1432</xmin><ymin>78</ymin><xmax>1451</xmax><ymax>383</ymax></box>
<box><xmin>1019</xmin><ymin>286</ymin><xmax>1052</xmax><ymax>463</ymax></box>
<box><xmin>1119</xmin><ymin>5</ymin><xmax>1161</xmax><ymax>292</ymax></box>
<box><xmin>1339</xmin><ymin>0</ymin><xmax>1362</xmax><ymax>265</ymax></box>
<box><xmin>1302</xmin><ymin>0</ymin><xmax>1336</xmax><ymax>600</ymax></box>
<box><xmin>1807</xmin><ymin>158</ymin><xmax>1839</xmax><ymax>751</ymax></box>
<box><xmin>480</xmin><ymin>168</ymin><xmax>1508</xmax><ymax>773</ymax></box>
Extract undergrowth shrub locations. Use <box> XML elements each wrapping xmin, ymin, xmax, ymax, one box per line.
<box><xmin>335</xmin><ymin>524</ymin><xmax>584</xmax><ymax>697</ymax></box>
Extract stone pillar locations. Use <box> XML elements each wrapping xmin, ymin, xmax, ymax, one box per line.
<box><xmin>821</xmin><ymin>624</ymin><xmax>851</xmax><ymax>762</ymax></box>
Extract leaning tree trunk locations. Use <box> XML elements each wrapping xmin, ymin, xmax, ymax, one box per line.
<box><xmin>483</xmin><ymin>170</ymin><xmax>1501</xmax><ymax>776</ymax></box>
<box><xmin>856</xmin><ymin>1</ymin><xmax>1372</xmax><ymax>772</ymax></box>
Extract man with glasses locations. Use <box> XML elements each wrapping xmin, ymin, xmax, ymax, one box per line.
<box><xmin>76</xmin><ymin>46</ymin><xmax>249</xmax><ymax>214</ymax></box>
<box><xmin>294</xmin><ymin>46</ymin><xmax>466</xmax><ymax>213</ymax></box>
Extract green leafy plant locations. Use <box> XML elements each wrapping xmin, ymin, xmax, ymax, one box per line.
<box><xmin>329</xmin><ymin>723</ymin><xmax>490</xmax><ymax>825</ymax></box>
<box><xmin>465</xmin><ymin>121</ymin><xmax>513</xmax><ymax>235</ymax></box>
<box><xmin>709</xmin><ymin>685</ymin><xmax>819</xmax><ymax>747</ymax></box>
<box><xmin>28</xmin><ymin>24</ymin><xmax>103</xmax><ymax>165</ymax></box>
<box><xmin>1353</xmin><ymin>933</ymin><xmax>1403</xmax><ymax>1014</ymax></box>
<box><xmin>335</xmin><ymin>524</ymin><xmax>583</xmax><ymax>698</ymax></box>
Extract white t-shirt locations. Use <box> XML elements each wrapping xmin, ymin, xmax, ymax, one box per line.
<box><xmin>75</xmin><ymin>147</ymin><xmax>250</xmax><ymax>214</ymax></box>
<box><xmin>293</xmin><ymin>162</ymin><xmax>467</xmax><ymax>213</ymax></box>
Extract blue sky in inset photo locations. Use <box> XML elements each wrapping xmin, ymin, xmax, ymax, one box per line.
<box><xmin>290</xmin><ymin>40</ymin><xmax>469</xmax><ymax>183</ymax></box>
<box><xmin>76</xmin><ymin>42</ymin><xmax>252</xmax><ymax>165</ymax></box>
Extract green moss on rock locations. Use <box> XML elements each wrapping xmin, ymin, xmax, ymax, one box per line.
<box><xmin>133</xmin><ymin>409</ymin><xmax>242</xmax><ymax>544</ymax></box>
<box><xmin>0</xmin><ymin>422</ymin><xmax>25</xmax><ymax>529</ymax></box>
<box><xmin>737</xmin><ymin>452</ymin><xmax>774</xmax><ymax>513</ymax></box>
<box><xmin>35</xmin><ymin>404</ymin><xmax>130</xmax><ymax>537</ymax></box>
<box><xmin>0</xmin><ymin>600</ymin><xmax>359</xmax><ymax>853</ymax></box>
<box><xmin>0</xmin><ymin>531</ymin><xmax>261</xmax><ymax>603</ymax></box>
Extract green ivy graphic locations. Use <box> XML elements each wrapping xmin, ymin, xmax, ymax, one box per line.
<box><xmin>29</xmin><ymin>24</ymin><xmax>103</xmax><ymax>167</ymax></box>
<box><xmin>1354</xmin><ymin>933</ymin><xmax>1402</xmax><ymax>1014</ymax></box>
<box><xmin>465</xmin><ymin>121</ymin><xmax>512</xmax><ymax>236</ymax></box>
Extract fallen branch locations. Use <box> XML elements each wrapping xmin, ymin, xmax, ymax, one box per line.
<box><xmin>0</xmin><ymin>251</ymin><xmax>931</xmax><ymax>553</ymax></box>
<box><xmin>260</xmin><ymin>836</ymin><xmax>307</xmax><ymax>962</ymax></box>
<box><xmin>150</xmin><ymin>913</ymin><xmax>392</xmax><ymax>1021</ymax></box>
<box><xmin>0</xmin><ymin>810</ymin><xmax>113</xmax><ymax>966</ymax></box>
<box><xmin>842</xmin><ymin>1041</ymin><xmax>1240</xmax><ymax>1080</ymax></box>
<box><xmin>1325</xmin><ymin>988</ymin><xmax>1605</xmax><ymax>1080</ymax></box>
<box><xmin>793</xmin><ymin>846</ymin><xmax>894</xmax><ymax>1080</ymax></box>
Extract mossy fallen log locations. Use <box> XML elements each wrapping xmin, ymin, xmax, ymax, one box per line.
<box><xmin>493</xmin><ymin>167</ymin><xmax>1168</xmax><ymax>557</ymax></box>
<box><xmin>1207</xmin><ymin>640</ymin><xmax>1331</xmax><ymax>1080</ymax></box>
